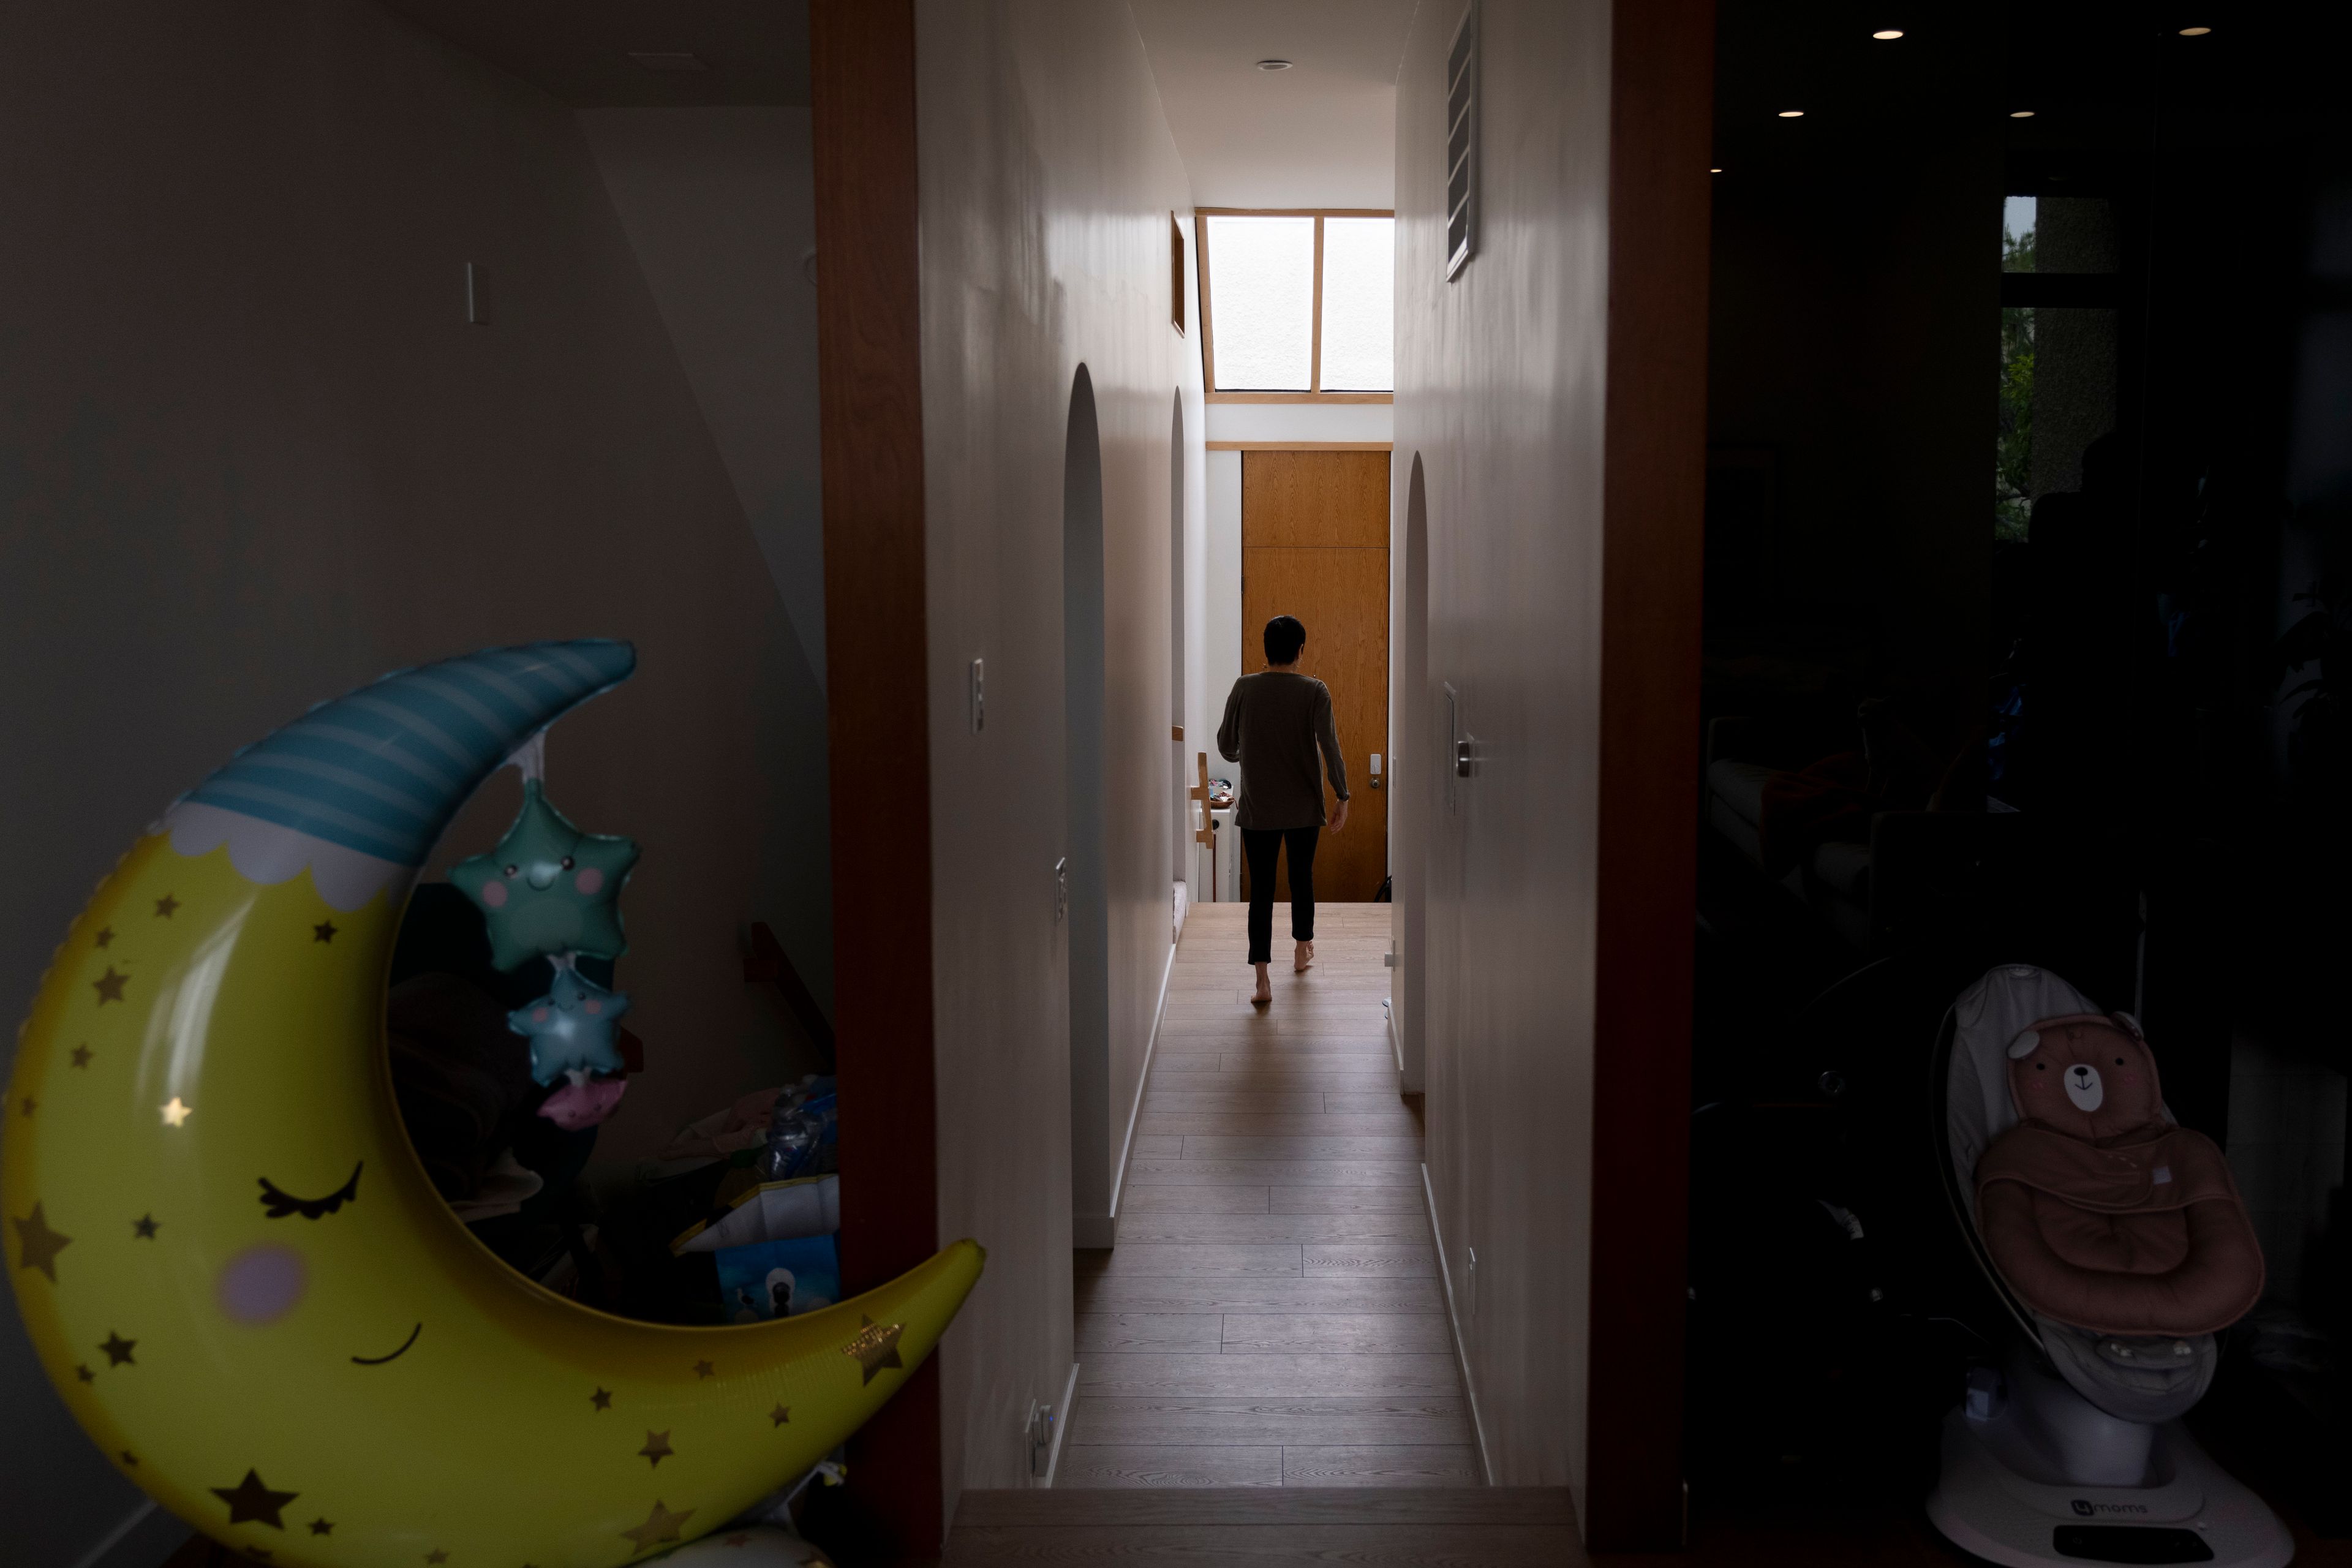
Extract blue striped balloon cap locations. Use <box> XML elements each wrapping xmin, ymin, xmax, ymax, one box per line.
<box><xmin>164</xmin><ymin>640</ymin><xmax>636</xmax><ymax>909</ymax></box>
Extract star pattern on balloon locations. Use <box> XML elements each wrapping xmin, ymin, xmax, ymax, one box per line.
<box><xmin>312</xmin><ymin>921</ymin><xmax>337</xmax><ymax>944</ymax></box>
<box><xmin>453</xmin><ymin>782</ymin><xmax>639</xmax><ymax>970</ymax></box>
<box><xmin>621</xmin><ymin>1501</ymin><xmax>695</xmax><ymax>1554</ymax></box>
<box><xmin>92</xmin><ymin>967</ymin><xmax>127</xmax><ymax>1005</ymax></box>
<box><xmin>94</xmin><ymin>926</ymin><xmax>114</xmax><ymax>949</ymax></box>
<box><xmin>9</xmin><ymin>648</ymin><xmax>998</xmax><ymax>1564</ymax></box>
<box><xmin>212</xmin><ymin>1468</ymin><xmax>298</xmax><ymax>1529</ymax></box>
<box><xmin>70</xmin><ymin>1045</ymin><xmax>91</xmax><ymax>1068</ymax></box>
<box><xmin>14</xmin><ymin>1203</ymin><xmax>72</xmax><ymax>1281</ymax></box>
<box><xmin>154</xmin><ymin>894</ymin><xmax>179</xmax><ymax>919</ymax></box>
<box><xmin>424</xmin><ymin>1550</ymin><xmax>448</xmax><ymax>1564</ymax></box>
<box><xmin>843</xmin><ymin>1316</ymin><xmax>905</xmax><ymax>1384</ymax></box>
<box><xmin>508</xmin><ymin>967</ymin><xmax>631</xmax><ymax>1086</ymax></box>
<box><xmin>590</xmin><ymin>1387</ymin><xmax>613</xmax><ymax>1411</ymax></box>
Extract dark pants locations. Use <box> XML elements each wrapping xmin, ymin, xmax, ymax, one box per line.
<box><xmin>1242</xmin><ymin>825</ymin><xmax>1320</xmax><ymax>965</ymax></box>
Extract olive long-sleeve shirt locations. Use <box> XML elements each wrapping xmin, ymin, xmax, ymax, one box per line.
<box><xmin>1216</xmin><ymin>671</ymin><xmax>1349</xmax><ymax>830</ymax></box>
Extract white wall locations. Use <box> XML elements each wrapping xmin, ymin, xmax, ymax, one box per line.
<box><xmin>1395</xmin><ymin>0</ymin><xmax>1612</xmax><ymax>1507</ymax></box>
<box><xmin>1200</xmin><ymin>447</ymin><xmax>1246</xmax><ymax>872</ymax></box>
<box><xmin>1177</xmin><ymin>219</ymin><xmax>1214</xmax><ymax>905</ymax></box>
<box><xmin>1202</xmin><ymin>401</ymin><xmax>1393</xmax><ymax>445</ymax></box>
<box><xmin>0</xmin><ymin>6</ymin><xmax>822</xmax><ymax>1562</ymax></box>
<box><xmin>575</xmin><ymin>107</ymin><xmax>834</xmax><ymax>1023</ymax></box>
<box><xmin>911</xmin><ymin>0</ymin><xmax>1200</xmax><ymax>1506</ymax></box>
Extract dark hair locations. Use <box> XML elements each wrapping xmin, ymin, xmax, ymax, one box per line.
<box><xmin>1264</xmin><ymin>614</ymin><xmax>1306</xmax><ymax>665</ymax></box>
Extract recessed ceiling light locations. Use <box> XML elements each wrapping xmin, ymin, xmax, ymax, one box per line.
<box><xmin>1256</xmin><ymin>59</ymin><xmax>1294</xmax><ymax>71</ymax></box>
<box><xmin>2178</xmin><ymin>26</ymin><xmax>2211</xmax><ymax>36</ymax></box>
<box><xmin>628</xmin><ymin>51</ymin><xmax>707</xmax><ymax>72</ymax></box>
<box><xmin>1710</xmin><ymin>167</ymin><xmax>1724</xmax><ymax>174</ymax></box>
<box><xmin>1872</xmin><ymin>29</ymin><xmax>1904</xmax><ymax>40</ymax></box>
<box><xmin>2010</xmin><ymin>110</ymin><xmax>2036</xmax><ymax>118</ymax></box>
<box><xmin>1777</xmin><ymin>110</ymin><xmax>1805</xmax><ymax>118</ymax></box>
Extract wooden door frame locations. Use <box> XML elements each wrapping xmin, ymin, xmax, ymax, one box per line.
<box><xmin>1237</xmin><ymin>449</ymin><xmax>1391</xmax><ymax>905</ymax></box>
<box><xmin>810</xmin><ymin>0</ymin><xmax>941</xmax><ymax>1555</ymax></box>
<box><xmin>1583</xmin><ymin>0</ymin><xmax>1716</xmax><ymax>1549</ymax></box>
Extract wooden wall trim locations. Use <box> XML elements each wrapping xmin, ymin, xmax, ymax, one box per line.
<box><xmin>1586</xmin><ymin>0</ymin><xmax>1716</xmax><ymax>1550</ymax></box>
<box><xmin>1206</xmin><ymin>391</ymin><xmax>1393</xmax><ymax>405</ymax></box>
<box><xmin>810</xmin><ymin>0</ymin><xmax>942</xmax><ymax>1555</ymax></box>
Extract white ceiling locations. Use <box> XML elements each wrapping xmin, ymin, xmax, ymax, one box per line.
<box><xmin>374</xmin><ymin>0</ymin><xmax>810</xmax><ymax>107</ymax></box>
<box><xmin>1129</xmin><ymin>0</ymin><xmax>1419</xmax><ymax>209</ymax></box>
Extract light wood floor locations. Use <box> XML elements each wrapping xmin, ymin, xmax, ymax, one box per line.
<box><xmin>1063</xmin><ymin>902</ymin><xmax>1479</xmax><ymax>1490</ymax></box>
<box><xmin>947</xmin><ymin>1488</ymin><xmax>1578</xmax><ymax>1566</ymax></box>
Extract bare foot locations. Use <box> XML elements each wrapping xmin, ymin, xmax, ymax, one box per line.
<box><xmin>1294</xmin><ymin>940</ymin><xmax>1315</xmax><ymax>974</ymax></box>
<box><xmin>1251</xmin><ymin>963</ymin><xmax>1273</xmax><ymax>1005</ymax></box>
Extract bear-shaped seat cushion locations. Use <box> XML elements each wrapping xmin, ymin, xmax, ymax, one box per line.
<box><xmin>1974</xmin><ymin>1012</ymin><xmax>2263</xmax><ymax>1338</ymax></box>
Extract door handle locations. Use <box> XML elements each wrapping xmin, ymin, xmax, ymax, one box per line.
<box><xmin>1454</xmin><ymin>739</ymin><xmax>1475</xmax><ymax>778</ymax></box>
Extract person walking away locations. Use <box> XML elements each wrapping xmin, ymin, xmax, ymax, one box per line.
<box><xmin>1216</xmin><ymin>614</ymin><xmax>1349</xmax><ymax>1005</ymax></box>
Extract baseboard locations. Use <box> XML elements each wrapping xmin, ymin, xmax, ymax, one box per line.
<box><xmin>1106</xmin><ymin>937</ymin><xmax>1179</xmax><ymax>1222</ymax></box>
<box><xmin>1041</xmin><ymin>1359</ymin><xmax>1081</xmax><ymax>1487</ymax></box>
<box><xmin>1422</xmin><ymin>1163</ymin><xmax>1494</xmax><ymax>1486</ymax></box>
<box><xmin>73</xmin><ymin>1501</ymin><xmax>189</xmax><ymax>1568</ymax></box>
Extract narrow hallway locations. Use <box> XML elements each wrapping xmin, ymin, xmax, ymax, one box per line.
<box><xmin>1065</xmin><ymin>902</ymin><xmax>1476</xmax><ymax>1487</ymax></box>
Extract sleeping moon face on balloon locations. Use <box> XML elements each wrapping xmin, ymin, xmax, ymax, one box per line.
<box><xmin>4</xmin><ymin>643</ymin><xmax>981</xmax><ymax>1568</ymax></box>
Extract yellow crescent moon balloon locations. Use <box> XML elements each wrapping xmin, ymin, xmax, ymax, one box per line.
<box><xmin>3</xmin><ymin>641</ymin><xmax>981</xmax><ymax>1568</ymax></box>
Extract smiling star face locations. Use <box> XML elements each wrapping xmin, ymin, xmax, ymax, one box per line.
<box><xmin>508</xmin><ymin>968</ymin><xmax>632</xmax><ymax>1087</ymax></box>
<box><xmin>451</xmin><ymin>782</ymin><xmax>638</xmax><ymax>971</ymax></box>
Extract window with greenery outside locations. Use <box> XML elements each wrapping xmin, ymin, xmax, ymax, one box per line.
<box><xmin>1996</xmin><ymin>199</ymin><xmax>2036</xmax><ymax>544</ymax></box>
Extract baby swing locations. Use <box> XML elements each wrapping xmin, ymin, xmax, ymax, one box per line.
<box><xmin>1926</xmin><ymin>963</ymin><xmax>2293</xmax><ymax>1566</ymax></box>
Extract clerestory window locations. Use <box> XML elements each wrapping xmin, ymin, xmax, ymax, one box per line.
<box><xmin>1197</xmin><ymin>209</ymin><xmax>1395</xmax><ymax>402</ymax></box>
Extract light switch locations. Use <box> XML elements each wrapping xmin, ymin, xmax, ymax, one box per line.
<box><xmin>1369</xmin><ymin>753</ymin><xmax>1382</xmax><ymax>775</ymax></box>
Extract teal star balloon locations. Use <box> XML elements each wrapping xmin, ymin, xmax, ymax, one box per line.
<box><xmin>509</xmin><ymin>967</ymin><xmax>632</xmax><ymax>1086</ymax></box>
<box><xmin>452</xmin><ymin>781</ymin><xmax>639</xmax><ymax>970</ymax></box>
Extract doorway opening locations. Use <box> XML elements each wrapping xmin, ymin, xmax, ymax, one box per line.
<box><xmin>1170</xmin><ymin>394</ymin><xmax>1188</xmax><ymax>930</ymax></box>
<box><xmin>1064</xmin><ymin>366</ymin><xmax>1115</xmax><ymax>1251</ymax></box>
<box><xmin>1237</xmin><ymin>449</ymin><xmax>1390</xmax><ymax>903</ymax></box>
<box><xmin>1395</xmin><ymin>454</ymin><xmax>1428</xmax><ymax>1092</ymax></box>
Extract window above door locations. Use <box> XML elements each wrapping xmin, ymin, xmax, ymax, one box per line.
<box><xmin>1198</xmin><ymin>209</ymin><xmax>1395</xmax><ymax>402</ymax></box>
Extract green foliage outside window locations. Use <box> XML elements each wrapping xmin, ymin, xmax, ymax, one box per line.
<box><xmin>1996</xmin><ymin>217</ymin><xmax>2036</xmax><ymax>543</ymax></box>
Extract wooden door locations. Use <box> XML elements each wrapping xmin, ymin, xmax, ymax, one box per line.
<box><xmin>1240</xmin><ymin>451</ymin><xmax>1389</xmax><ymax>902</ymax></box>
